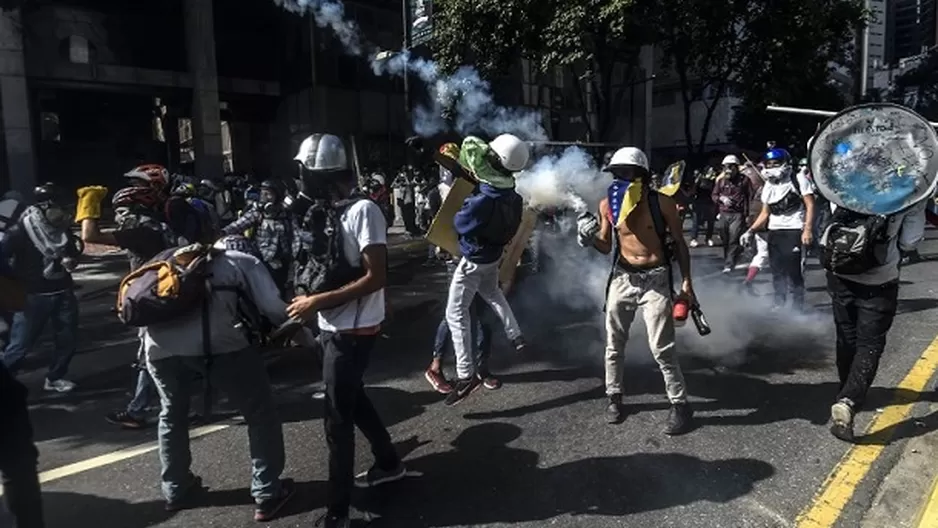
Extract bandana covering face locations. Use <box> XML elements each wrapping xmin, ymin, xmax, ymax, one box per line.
<box><xmin>607</xmin><ymin>179</ymin><xmax>643</xmax><ymax>227</ymax></box>
<box><xmin>459</xmin><ymin>136</ymin><xmax>516</xmax><ymax>189</ymax></box>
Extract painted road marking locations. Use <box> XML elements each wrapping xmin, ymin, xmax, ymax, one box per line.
<box><xmin>917</xmin><ymin>472</ymin><xmax>938</xmax><ymax>528</ymax></box>
<box><xmin>796</xmin><ymin>337</ymin><xmax>938</xmax><ymax>528</ymax></box>
<box><xmin>0</xmin><ymin>423</ymin><xmax>231</xmax><ymax>496</ymax></box>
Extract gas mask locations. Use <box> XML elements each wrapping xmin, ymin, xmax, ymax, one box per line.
<box><xmin>40</xmin><ymin>203</ymin><xmax>71</xmax><ymax>229</ymax></box>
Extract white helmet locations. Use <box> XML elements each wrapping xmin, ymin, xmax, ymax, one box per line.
<box><xmin>488</xmin><ymin>134</ymin><xmax>530</xmax><ymax>172</ymax></box>
<box><xmin>605</xmin><ymin>147</ymin><xmax>649</xmax><ymax>171</ymax></box>
<box><xmin>371</xmin><ymin>173</ymin><xmax>386</xmax><ymax>187</ymax></box>
<box><xmin>293</xmin><ymin>133</ymin><xmax>348</xmax><ymax>172</ymax></box>
<box><xmin>722</xmin><ymin>154</ymin><xmax>740</xmax><ymax>165</ymax></box>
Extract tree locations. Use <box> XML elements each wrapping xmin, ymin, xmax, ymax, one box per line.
<box><xmin>650</xmin><ymin>0</ymin><xmax>864</xmax><ymax>159</ymax></box>
<box><xmin>432</xmin><ymin>0</ymin><xmax>649</xmax><ymax>142</ymax></box>
<box><xmin>888</xmin><ymin>48</ymin><xmax>938</xmax><ymax>121</ymax></box>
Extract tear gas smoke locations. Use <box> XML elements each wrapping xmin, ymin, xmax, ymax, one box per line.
<box><xmin>274</xmin><ymin>0</ymin><xmax>547</xmax><ymax>140</ymax></box>
<box><xmin>515</xmin><ymin>147</ymin><xmax>608</xmax><ymax>214</ymax></box>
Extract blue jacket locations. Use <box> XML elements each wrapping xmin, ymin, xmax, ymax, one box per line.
<box><xmin>453</xmin><ymin>183</ymin><xmax>523</xmax><ymax>264</ymax></box>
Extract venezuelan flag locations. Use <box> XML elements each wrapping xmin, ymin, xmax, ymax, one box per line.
<box><xmin>657</xmin><ymin>160</ymin><xmax>686</xmax><ymax>197</ymax></box>
<box><xmin>608</xmin><ymin>180</ymin><xmax>643</xmax><ymax>228</ymax></box>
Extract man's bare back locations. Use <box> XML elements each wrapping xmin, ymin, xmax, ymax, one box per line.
<box><xmin>599</xmin><ymin>196</ymin><xmax>665</xmax><ymax>268</ymax></box>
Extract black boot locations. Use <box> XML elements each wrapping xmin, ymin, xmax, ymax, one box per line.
<box><xmin>605</xmin><ymin>394</ymin><xmax>623</xmax><ymax>424</ymax></box>
<box><xmin>664</xmin><ymin>403</ymin><xmax>694</xmax><ymax>435</ymax></box>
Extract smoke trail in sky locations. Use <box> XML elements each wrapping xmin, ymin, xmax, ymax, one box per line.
<box><xmin>273</xmin><ymin>0</ymin><xmax>546</xmax><ymax>140</ymax></box>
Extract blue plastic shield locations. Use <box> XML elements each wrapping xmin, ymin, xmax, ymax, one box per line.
<box><xmin>809</xmin><ymin>103</ymin><xmax>938</xmax><ymax>215</ymax></box>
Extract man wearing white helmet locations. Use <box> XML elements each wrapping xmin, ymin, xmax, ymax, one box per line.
<box><xmin>712</xmin><ymin>154</ymin><xmax>752</xmax><ymax>273</ymax></box>
<box><xmin>576</xmin><ymin>146</ymin><xmax>696</xmax><ymax>435</ymax></box>
<box><xmin>442</xmin><ymin>133</ymin><xmax>529</xmax><ymax>406</ymax></box>
<box><xmin>284</xmin><ymin>133</ymin><xmax>407</xmax><ymax>528</ymax></box>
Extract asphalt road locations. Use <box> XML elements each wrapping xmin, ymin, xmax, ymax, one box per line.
<box><xmin>14</xmin><ymin>225</ymin><xmax>938</xmax><ymax>528</ymax></box>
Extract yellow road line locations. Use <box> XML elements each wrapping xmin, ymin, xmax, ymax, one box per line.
<box><xmin>797</xmin><ymin>337</ymin><xmax>938</xmax><ymax>528</ymax></box>
<box><xmin>917</xmin><ymin>472</ymin><xmax>938</xmax><ymax>528</ymax></box>
<box><xmin>0</xmin><ymin>423</ymin><xmax>230</xmax><ymax>496</ymax></box>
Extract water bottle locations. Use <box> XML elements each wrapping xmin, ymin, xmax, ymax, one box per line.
<box><xmin>691</xmin><ymin>304</ymin><xmax>712</xmax><ymax>336</ymax></box>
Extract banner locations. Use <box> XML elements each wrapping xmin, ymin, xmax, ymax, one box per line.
<box><xmin>407</xmin><ymin>0</ymin><xmax>433</xmax><ymax>48</ymax></box>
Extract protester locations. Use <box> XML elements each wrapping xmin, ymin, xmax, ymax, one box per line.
<box><xmin>689</xmin><ymin>168</ymin><xmax>717</xmax><ymax>247</ymax></box>
<box><xmin>824</xmin><ymin>199</ymin><xmax>927</xmax><ymax>441</ymax></box>
<box><xmin>0</xmin><ymin>237</ymin><xmax>45</xmax><ymax>528</ymax></box>
<box><xmin>1</xmin><ymin>183</ymin><xmax>82</xmax><ymax>392</ymax></box>
<box><xmin>576</xmin><ymin>146</ymin><xmax>696</xmax><ymax>435</ymax></box>
<box><xmin>285</xmin><ymin>133</ymin><xmax>406</xmax><ymax>528</ymax></box>
<box><xmin>742</xmin><ymin>167</ymin><xmax>768</xmax><ymax>293</ymax></box>
<box><xmin>741</xmin><ymin>148</ymin><xmax>815</xmax><ymax>311</ymax></box>
<box><xmin>221</xmin><ymin>179</ymin><xmax>293</xmax><ymax>296</ymax></box>
<box><xmin>712</xmin><ymin>155</ymin><xmax>752</xmax><ymax>273</ymax></box>
<box><xmin>392</xmin><ymin>166</ymin><xmax>421</xmax><ymax>236</ymax></box>
<box><xmin>442</xmin><ymin>134</ymin><xmax>529</xmax><ymax>406</ymax></box>
<box><xmin>77</xmin><ymin>184</ymin><xmax>180</xmax><ymax>429</ymax></box>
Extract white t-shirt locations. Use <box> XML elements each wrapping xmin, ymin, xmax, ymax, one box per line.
<box><xmin>317</xmin><ymin>200</ymin><xmax>387</xmax><ymax>332</ymax></box>
<box><xmin>762</xmin><ymin>171</ymin><xmax>815</xmax><ymax>230</ymax></box>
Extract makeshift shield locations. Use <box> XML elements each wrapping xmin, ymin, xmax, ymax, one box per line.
<box><xmin>655</xmin><ymin>160</ymin><xmax>686</xmax><ymax>197</ymax></box>
<box><xmin>809</xmin><ymin>103</ymin><xmax>938</xmax><ymax>215</ymax></box>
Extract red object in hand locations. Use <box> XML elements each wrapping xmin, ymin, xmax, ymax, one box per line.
<box><xmin>673</xmin><ymin>299</ymin><xmax>689</xmax><ymax>327</ymax></box>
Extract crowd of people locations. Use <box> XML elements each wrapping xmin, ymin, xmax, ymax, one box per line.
<box><xmin>0</xmin><ymin>128</ymin><xmax>933</xmax><ymax>527</ymax></box>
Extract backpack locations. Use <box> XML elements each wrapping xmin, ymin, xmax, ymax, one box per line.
<box><xmin>292</xmin><ymin>197</ymin><xmax>365</xmax><ymax>296</ymax></box>
<box><xmin>480</xmin><ymin>192</ymin><xmax>523</xmax><ymax>247</ymax></box>
<box><xmin>820</xmin><ymin>208</ymin><xmax>891</xmax><ymax>275</ymax></box>
<box><xmin>116</xmin><ymin>244</ymin><xmax>214</xmax><ymax>327</ymax></box>
<box><xmin>767</xmin><ymin>172</ymin><xmax>803</xmax><ymax>215</ymax></box>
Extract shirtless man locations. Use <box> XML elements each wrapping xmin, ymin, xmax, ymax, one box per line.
<box><xmin>577</xmin><ymin>147</ymin><xmax>696</xmax><ymax>435</ymax></box>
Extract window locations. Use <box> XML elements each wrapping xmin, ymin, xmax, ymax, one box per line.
<box><xmin>64</xmin><ymin>35</ymin><xmax>94</xmax><ymax>64</ymax></box>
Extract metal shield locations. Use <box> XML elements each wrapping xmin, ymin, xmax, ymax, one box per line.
<box><xmin>809</xmin><ymin>102</ymin><xmax>938</xmax><ymax>215</ymax></box>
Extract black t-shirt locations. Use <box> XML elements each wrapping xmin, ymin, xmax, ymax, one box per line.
<box><xmin>113</xmin><ymin>225</ymin><xmax>171</xmax><ymax>270</ymax></box>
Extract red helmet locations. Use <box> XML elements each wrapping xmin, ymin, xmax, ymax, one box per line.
<box><xmin>112</xmin><ymin>186</ymin><xmax>161</xmax><ymax>210</ymax></box>
<box><xmin>124</xmin><ymin>164</ymin><xmax>169</xmax><ymax>192</ymax></box>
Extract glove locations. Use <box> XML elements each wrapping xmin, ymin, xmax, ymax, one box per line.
<box><xmin>719</xmin><ymin>196</ymin><xmax>733</xmax><ymax>206</ymax></box>
<box><xmin>740</xmin><ymin>230</ymin><xmax>754</xmax><ymax>247</ymax></box>
<box><xmin>75</xmin><ymin>186</ymin><xmax>109</xmax><ymax>223</ymax></box>
<box><xmin>576</xmin><ymin>212</ymin><xmax>599</xmax><ymax>247</ymax></box>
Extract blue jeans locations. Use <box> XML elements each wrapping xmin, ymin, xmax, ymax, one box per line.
<box><xmin>433</xmin><ymin>298</ymin><xmax>491</xmax><ymax>371</ymax></box>
<box><xmin>147</xmin><ymin>349</ymin><xmax>285</xmax><ymax>503</ymax></box>
<box><xmin>2</xmin><ymin>290</ymin><xmax>78</xmax><ymax>381</ymax></box>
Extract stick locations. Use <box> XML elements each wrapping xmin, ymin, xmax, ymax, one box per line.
<box><xmin>528</xmin><ymin>140</ymin><xmax>622</xmax><ymax>147</ymax></box>
<box><xmin>766</xmin><ymin>105</ymin><xmax>938</xmax><ymax>128</ymax></box>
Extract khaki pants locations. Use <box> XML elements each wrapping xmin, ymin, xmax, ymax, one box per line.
<box><xmin>604</xmin><ymin>267</ymin><xmax>687</xmax><ymax>403</ymax></box>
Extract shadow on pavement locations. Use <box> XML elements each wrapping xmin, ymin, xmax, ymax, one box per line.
<box><xmin>362</xmin><ymin>422</ymin><xmax>774</xmax><ymax>527</ymax></box>
<box><xmin>43</xmin><ymin>491</ymin><xmax>171</xmax><ymax>528</ymax></box>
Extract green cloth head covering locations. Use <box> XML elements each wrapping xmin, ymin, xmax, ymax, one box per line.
<box><xmin>459</xmin><ymin>136</ymin><xmax>516</xmax><ymax>189</ymax></box>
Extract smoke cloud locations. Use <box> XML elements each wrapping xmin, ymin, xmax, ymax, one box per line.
<box><xmin>274</xmin><ymin>0</ymin><xmax>547</xmax><ymax>140</ymax></box>
<box><xmin>515</xmin><ymin>147</ymin><xmax>608</xmax><ymax>213</ymax></box>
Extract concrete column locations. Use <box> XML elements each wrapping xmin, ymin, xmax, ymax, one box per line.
<box><xmin>163</xmin><ymin>108</ymin><xmax>181</xmax><ymax>172</ymax></box>
<box><xmin>183</xmin><ymin>0</ymin><xmax>224</xmax><ymax>181</ymax></box>
<box><xmin>229</xmin><ymin>121</ymin><xmax>253</xmax><ymax>173</ymax></box>
<box><xmin>641</xmin><ymin>44</ymin><xmax>655</xmax><ymax>163</ymax></box>
<box><xmin>0</xmin><ymin>9</ymin><xmax>36</xmax><ymax>193</ymax></box>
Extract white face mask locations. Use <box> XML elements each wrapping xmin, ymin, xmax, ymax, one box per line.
<box><xmin>763</xmin><ymin>165</ymin><xmax>791</xmax><ymax>183</ymax></box>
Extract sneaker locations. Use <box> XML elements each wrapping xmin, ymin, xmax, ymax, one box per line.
<box><xmin>424</xmin><ymin>368</ymin><xmax>453</xmax><ymax>394</ymax></box>
<box><xmin>721</xmin><ymin>266</ymin><xmax>732</xmax><ymax>274</ymax></box>
<box><xmin>315</xmin><ymin>514</ymin><xmax>351</xmax><ymax>528</ymax></box>
<box><xmin>706</xmin><ymin>239</ymin><xmax>715</xmax><ymax>247</ymax></box>
<box><xmin>605</xmin><ymin>394</ymin><xmax>623</xmax><ymax>424</ymax></box>
<box><xmin>478</xmin><ymin>372</ymin><xmax>502</xmax><ymax>390</ymax></box>
<box><xmin>105</xmin><ymin>411</ymin><xmax>147</xmax><ymax>429</ymax></box>
<box><xmin>510</xmin><ymin>336</ymin><xmax>528</xmax><ymax>353</ymax></box>
<box><xmin>689</xmin><ymin>239</ymin><xmax>699</xmax><ymax>248</ymax></box>
<box><xmin>830</xmin><ymin>399</ymin><xmax>855</xmax><ymax>442</ymax></box>
<box><xmin>444</xmin><ymin>377</ymin><xmax>482</xmax><ymax>406</ymax></box>
<box><xmin>664</xmin><ymin>403</ymin><xmax>694</xmax><ymax>435</ymax></box>
<box><xmin>44</xmin><ymin>378</ymin><xmax>76</xmax><ymax>393</ymax></box>
<box><xmin>354</xmin><ymin>463</ymin><xmax>407</xmax><ymax>488</ymax></box>
<box><xmin>253</xmin><ymin>478</ymin><xmax>296</xmax><ymax>522</ymax></box>
<box><xmin>165</xmin><ymin>475</ymin><xmax>203</xmax><ymax>512</ymax></box>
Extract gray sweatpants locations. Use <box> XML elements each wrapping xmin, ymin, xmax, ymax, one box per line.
<box><xmin>446</xmin><ymin>257</ymin><xmax>522</xmax><ymax>380</ymax></box>
<box><xmin>604</xmin><ymin>267</ymin><xmax>687</xmax><ymax>403</ymax></box>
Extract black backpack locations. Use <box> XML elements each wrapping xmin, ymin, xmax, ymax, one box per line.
<box><xmin>480</xmin><ymin>192</ymin><xmax>523</xmax><ymax>247</ymax></box>
<box><xmin>292</xmin><ymin>197</ymin><xmax>365</xmax><ymax>296</ymax></box>
<box><xmin>820</xmin><ymin>208</ymin><xmax>891</xmax><ymax>275</ymax></box>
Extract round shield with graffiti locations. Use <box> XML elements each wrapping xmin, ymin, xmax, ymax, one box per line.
<box><xmin>809</xmin><ymin>102</ymin><xmax>938</xmax><ymax>215</ymax></box>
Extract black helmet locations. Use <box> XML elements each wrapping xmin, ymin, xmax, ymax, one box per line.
<box><xmin>260</xmin><ymin>179</ymin><xmax>282</xmax><ymax>196</ymax></box>
<box><xmin>33</xmin><ymin>182</ymin><xmax>62</xmax><ymax>205</ymax></box>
